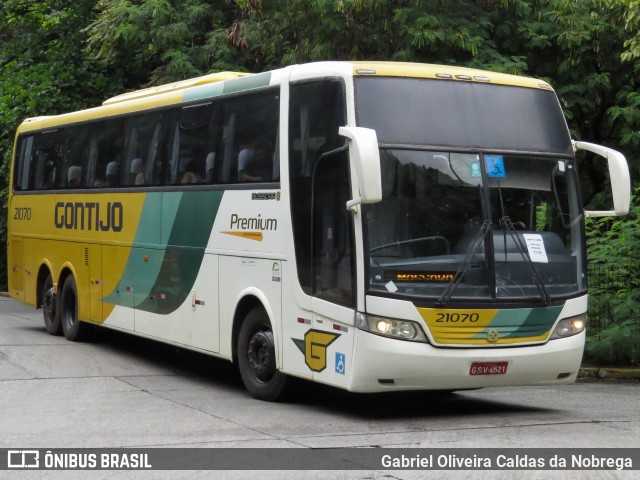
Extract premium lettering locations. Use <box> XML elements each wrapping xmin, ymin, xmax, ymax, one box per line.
<box><xmin>229</xmin><ymin>213</ymin><xmax>277</xmax><ymax>231</ymax></box>
<box><xmin>54</xmin><ymin>201</ymin><xmax>123</xmax><ymax>232</ymax></box>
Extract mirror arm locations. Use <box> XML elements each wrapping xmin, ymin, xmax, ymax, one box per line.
<box><xmin>346</xmin><ymin>198</ymin><xmax>361</xmax><ymax>213</ymax></box>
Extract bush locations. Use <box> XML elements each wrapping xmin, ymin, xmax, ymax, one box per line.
<box><xmin>585</xmin><ymin>187</ymin><xmax>640</xmax><ymax>365</ymax></box>
<box><xmin>585</xmin><ymin>319</ymin><xmax>640</xmax><ymax>365</ymax></box>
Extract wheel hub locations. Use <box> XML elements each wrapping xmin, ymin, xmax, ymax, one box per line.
<box><xmin>43</xmin><ymin>288</ymin><xmax>56</xmax><ymax>319</ymax></box>
<box><xmin>247</xmin><ymin>330</ymin><xmax>274</xmax><ymax>382</ymax></box>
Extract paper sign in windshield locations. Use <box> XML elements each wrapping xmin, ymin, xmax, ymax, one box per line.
<box><xmin>523</xmin><ymin>234</ymin><xmax>548</xmax><ymax>263</ymax></box>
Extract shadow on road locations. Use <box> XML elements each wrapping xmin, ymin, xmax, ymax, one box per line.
<box><xmin>80</xmin><ymin>327</ymin><xmax>553</xmax><ymax>420</ymax></box>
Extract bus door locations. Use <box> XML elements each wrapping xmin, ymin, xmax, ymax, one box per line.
<box><xmin>285</xmin><ymin>78</ymin><xmax>355</xmax><ymax>383</ymax></box>
<box><xmin>309</xmin><ymin>149</ymin><xmax>356</xmax><ymax>385</ymax></box>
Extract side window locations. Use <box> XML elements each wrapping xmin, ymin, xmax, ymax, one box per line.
<box><xmin>14</xmin><ymin>136</ymin><xmax>36</xmax><ymax>191</ymax></box>
<box><xmin>90</xmin><ymin>120</ymin><xmax>124</xmax><ymax>189</ymax></box>
<box><xmin>122</xmin><ymin>114</ymin><xmax>166</xmax><ymax>187</ymax></box>
<box><xmin>289</xmin><ymin>80</ymin><xmax>346</xmax><ymax>294</ymax></box>
<box><xmin>166</xmin><ymin>103</ymin><xmax>220</xmax><ymax>185</ymax></box>
<box><xmin>220</xmin><ymin>89</ymin><xmax>279</xmax><ymax>184</ymax></box>
<box><xmin>32</xmin><ymin>132</ymin><xmax>64</xmax><ymax>190</ymax></box>
<box><xmin>312</xmin><ymin>151</ymin><xmax>355</xmax><ymax>307</ymax></box>
<box><xmin>63</xmin><ymin>126</ymin><xmax>90</xmax><ymax>189</ymax></box>
<box><xmin>13</xmin><ymin>136</ymin><xmax>32</xmax><ymax>191</ymax></box>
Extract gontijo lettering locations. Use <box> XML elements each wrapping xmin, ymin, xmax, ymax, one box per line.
<box><xmin>54</xmin><ymin>201</ymin><xmax>123</xmax><ymax>232</ymax></box>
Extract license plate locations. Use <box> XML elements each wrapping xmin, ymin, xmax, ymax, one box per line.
<box><xmin>469</xmin><ymin>361</ymin><xmax>508</xmax><ymax>376</ymax></box>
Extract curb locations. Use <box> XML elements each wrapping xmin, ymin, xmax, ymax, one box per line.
<box><xmin>578</xmin><ymin>367</ymin><xmax>640</xmax><ymax>381</ymax></box>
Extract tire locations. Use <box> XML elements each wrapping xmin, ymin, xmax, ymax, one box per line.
<box><xmin>42</xmin><ymin>274</ymin><xmax>61</xmax><ymax>335</ymax></box>
<box><xmin>59</xmin><ymin>276</ymin><xmax>90</xmax><ymax>342</ymax></box>
<box><xmin>237</xmin><ymin>306</ymin><xmax>289</xmax><ymax>401</ymax></box>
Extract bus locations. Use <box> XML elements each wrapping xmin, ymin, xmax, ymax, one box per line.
<box><xmin>8</xmin><ymin>62</ymin><xmax>631</xmax><ymax>401</ymax></box>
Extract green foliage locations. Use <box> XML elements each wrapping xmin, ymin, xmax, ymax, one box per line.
<box><xmin>85</xmin><ymin>0</ymin><xmax>241</xmax><ymax>85</ymax></box>
<box><xmin>585</xmin><ymin>188</ymin><xmax>640</xmax><ymax>365</ymax></box>
<box><xmin>0</xmin><ymin>0</ymin><xmax>115</xmax><ymax>290</ymax></box>
<box><xmin>585</xmin><ymin>319</ymin><xmax>640</xmax><ymax>364</ymax></box>
<box><xmin>586</xmin><ymin>189</ymin><xmax>640</xmax><ymax>298</ymax></box>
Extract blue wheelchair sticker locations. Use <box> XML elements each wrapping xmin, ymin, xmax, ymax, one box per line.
<box><xmin>485</xmin><ymin>156</ymin><xmax>506</xmax><ymax>177</ymax></box>
<box><xmin>335</xmin><ymin>352</ymin><xmax>346</xmax><ymax>375</ymax></box>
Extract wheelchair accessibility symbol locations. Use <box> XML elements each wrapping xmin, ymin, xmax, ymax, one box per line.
<box><xmin>485</xmin><ymin>155</ymin><xmax>506</xmax><ymax>178</ymax></box>
<box><xmin>335</xmin><ymin>352</ymin><xmax>346</xmax><ymax>375</ymax></box>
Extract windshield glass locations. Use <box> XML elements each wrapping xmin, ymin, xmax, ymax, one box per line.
<box><xmin>365</xmin><ymin>149</ymin><xmax>585</xmax><ymax>303</ymax></box>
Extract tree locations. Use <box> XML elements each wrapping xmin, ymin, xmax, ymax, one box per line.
<box><xmin>1</xmin><ymin>0</ymin><xmax>638</xmax><ymax>298</ymax></box>
<box><xmin>85</xmin><ymin>0</ymin><xmax>241</xmax><ymax>86</ymax></box>
<box><xmin>0</xmin><ymin>0</ymin><xmax>112</xmax><ymax>289</ymax></box>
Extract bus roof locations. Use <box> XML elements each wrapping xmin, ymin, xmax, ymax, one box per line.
<box><xmin>102</xmin><ymin>71</ymin><xmax>251</xmax><ymax>106</ymax></box>
<box><xmin>16</xmin><ymin>61</ymin><xmax>553</xmax><ymax>134</ymax></box>
<box><xmin>350</xmin><ymin>61</ymin><xmax>553</xmax><ymax>90</ymax></box>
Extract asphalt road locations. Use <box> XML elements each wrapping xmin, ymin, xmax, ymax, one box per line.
<box><xmin>1</xmin><ymin>296</ymin><xmax>638</xmax><ymax>479</ymax></box>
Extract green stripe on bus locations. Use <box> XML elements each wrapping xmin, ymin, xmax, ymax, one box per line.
<box><xmin>222</xmin><ymin>72</ymin><xmax>272</xmax><ymax>94</ymax></box>
<box><xmin>183</xmin><ymin>72</ymin><xmax>272</xmax><ymax>102</ymax></box>
<box><xmin>134</xmin><ymin>190</ymin><xmax>223</xmax><ymax>314</ymax></box>
<box><xmin>102</xmin><ymin>192</ymin><xmax>176</xmax><ymax>307</ymax></box>
<box><xmin>471</xmin><ymin>305</ymin><xmax>562</xmax><ymax>339</ymax></box>
<box><xmin>103</xmin><ymin>191</ymin><xmax>222</xmax><ymax>315</ymax></box>
<box><xmin>183</xmin><ymin>82</ymin><xmax>225</xmax><ymax>102</ymax></box>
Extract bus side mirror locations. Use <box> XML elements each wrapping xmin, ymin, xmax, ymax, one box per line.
<box><xmin>573</xmin><ymin>141</ymin><xmax>631</xmax><ymax>217</ymax></box>
<box><xmin>339</xmin><ymin>126</ymin><xmax>382</xmax><ymax>212</ymax></box>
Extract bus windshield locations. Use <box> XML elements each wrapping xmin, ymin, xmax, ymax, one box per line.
<box><xmin>355</xmin><ymin>76</ymin><xmax>584</xmax><ymax>303</ymax></box>
<box><xmin>364</xmin><ymin>150</ymin><xmax>585</xmax><ymax>302</ymax></box>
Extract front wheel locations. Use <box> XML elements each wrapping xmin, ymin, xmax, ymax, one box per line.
<box><xmin>237</xmin><ymin>307</ymin><xmax>289</xmax><ymax>401</ymax></box>
<box><xmin>60</xmin><ymin>276</ymin><xmax>90</xmax><ymax>342</ymax></box>
<box><xmin>42</xmin><ymin>274</ymin><xmax>61</xmax><ymax>335</ymax></box>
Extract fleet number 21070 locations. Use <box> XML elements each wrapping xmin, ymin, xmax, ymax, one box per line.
<box><xmin>435</xmin><ymin>312</ymin><xmax>480</xmax><ymax>323</ymax></box>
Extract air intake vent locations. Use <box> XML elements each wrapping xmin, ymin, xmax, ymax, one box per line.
<box><xmin>84</xmin><ymin>247</ymin><xmax>89</xmax><ymax>267</ymax></box>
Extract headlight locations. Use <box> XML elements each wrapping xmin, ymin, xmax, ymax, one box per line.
<box><xmin>549</xmin><ymin>314</ymin><xmax>586</xmax><ymax>339</ymax></box>
<box><xmin>356</xmin><ymin>313</ymin><xmax>428</xmax><ymax>343</ymax></box>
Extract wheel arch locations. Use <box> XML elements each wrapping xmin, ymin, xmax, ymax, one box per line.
<box><xmin>56</xmin><ymin>264</ymin><xmax>77</xmax><ymax>300</ymax></box>
<box><xmin>36</xmin><ymin>260</ymin><xmax>54</xmax><ymax>308</ymax></box>
<box><xmin>231</xmin><ymin>290</ymin><xmax>278</xmax><ymax>365</ymax></box>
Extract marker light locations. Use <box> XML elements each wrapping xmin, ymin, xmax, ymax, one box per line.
<box><xmin>356</xmin><ymin>313</ymin><xmax>428</xmax><ymax>343</ymax></box>
<box><xmin>549</xmin><ymin>314</ymin><xmax>587</xmax><ymax>339</ymax></box>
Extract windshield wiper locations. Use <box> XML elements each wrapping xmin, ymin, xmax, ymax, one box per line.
<box><xmin>496</xmin><ymin>185</ymin><xmax>551</xmax><ymax>305</ymax></box>
<box><xmin>436</xmin><ymin>219</ymin><xmax>491</xmax><ymax>306</ymax></box>
<box><xmin>498</xmin><ymin>215</ymin><xmax>551</xmax><ymax>305</ymax></box>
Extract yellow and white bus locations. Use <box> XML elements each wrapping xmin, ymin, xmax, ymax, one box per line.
<box><xmin>8</xmin><ymin>62</ymin><xmax>631</xmax><ymax>400</ymax></box>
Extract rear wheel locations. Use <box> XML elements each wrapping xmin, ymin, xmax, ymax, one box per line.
<box><xmin>237</xmin><ymin>306</ymin><xmax>289</xmax><ymax>401</ymax></box>
<box><xmin>42</xmin><ymin>274</ymin><xmax>61</xmax><ymax>335</ymax></box>
<box><xmin>60</xmin><ymin>276</ymin><xmax>90</xmax><ymax>341</ymax></box>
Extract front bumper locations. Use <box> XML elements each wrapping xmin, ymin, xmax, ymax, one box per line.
<box><xmin>347</xmin><ymin>329</ymin><xmax>585</xmax><ymax>392</ymax></box>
